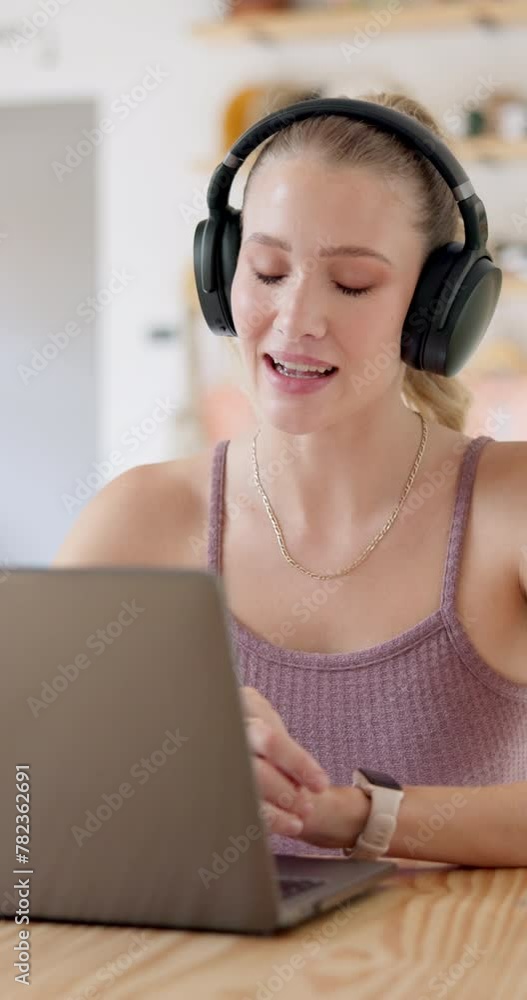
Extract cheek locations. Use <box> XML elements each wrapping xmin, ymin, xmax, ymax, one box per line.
<box><xmin>337</xmin><ymin>295</ymin><xmax>403</xmax><ymax>364</ymax></box>
<box><xmin>231</xmin><ymin>268</ymin><xmax>274</xmax><ymax>341</ymax></box>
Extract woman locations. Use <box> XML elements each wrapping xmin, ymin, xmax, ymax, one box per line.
<box><xmin>54</xmin><ymin>92</ymin><xmax>527</xmax><ymax>867</ymax></box>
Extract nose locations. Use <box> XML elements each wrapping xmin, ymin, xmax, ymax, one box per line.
<box><xmin>273</xmin><ymin>267</ymin><xmax>328</xmax><ymax>341</ymax></box>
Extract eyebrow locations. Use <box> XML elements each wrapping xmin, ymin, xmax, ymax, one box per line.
<box><xmin>245</xmin><ymin>232</ymin><xmax>392</xmax><ymax>266</ymax></box>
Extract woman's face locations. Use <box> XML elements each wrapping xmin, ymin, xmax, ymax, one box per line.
<box><xmin>230</xmin><ymin>154</ymin><xmax>427</xmax><ymax>433</ymax></box>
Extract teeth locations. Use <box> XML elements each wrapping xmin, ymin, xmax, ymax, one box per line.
<box><xmin>272</xmin><ymin>357</ymin><xmax>333</xmax><ymax>374</ymax></box>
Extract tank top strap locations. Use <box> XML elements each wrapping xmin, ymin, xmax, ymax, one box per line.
<box><xmin>207</xmin><ymin>439</ymin><xmax>229</xmax><ymax>576</ymax></box>
<box><xmin>440</xmin><ymin>434</ymin><xmax>494</xmax><ymax>613</ymax></box>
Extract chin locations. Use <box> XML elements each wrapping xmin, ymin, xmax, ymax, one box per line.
<box><xmin>258</xmin><ymin>406</ymin><xmax>329</xmax><ymax>438</ymax></box>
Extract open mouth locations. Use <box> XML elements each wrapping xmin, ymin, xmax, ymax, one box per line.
<box><xmin>264</xmin><ymin>354</ymin><xmax>338</xmax><ymax>379</ymax></box>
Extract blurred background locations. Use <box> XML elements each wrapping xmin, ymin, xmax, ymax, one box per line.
<box><xmin>1</xmin><ymin>0</ymin><xmax>527</xmax><ymax>565</ymax></box>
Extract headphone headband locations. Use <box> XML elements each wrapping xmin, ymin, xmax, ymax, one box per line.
<box><xmin>206</xmin><ymin>97</ymin><xmax>488</xmax><ymax>251</ymax></box>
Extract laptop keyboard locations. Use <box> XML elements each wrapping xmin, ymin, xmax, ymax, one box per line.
<box><xmin>279</xmin><ymin>877</ymin><xmax>325</xmax><ymax>899</ymax></box>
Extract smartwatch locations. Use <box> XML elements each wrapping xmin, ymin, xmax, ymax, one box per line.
<box><xmin>343</xmin><ymin>767</ymin><xmax>405</xmax><ymax>860</ymax></box>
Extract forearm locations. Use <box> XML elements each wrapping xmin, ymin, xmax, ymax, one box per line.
<box><xmin>383</xmin><ymin>782</ymin><xmax>527</xmax><ymax>867</ymax></box>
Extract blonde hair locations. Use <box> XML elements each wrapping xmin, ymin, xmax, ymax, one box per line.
<box><xmin>237</xmin><ymin>91</ymin><xmax>473</xmax><ymax>431</ymax></box>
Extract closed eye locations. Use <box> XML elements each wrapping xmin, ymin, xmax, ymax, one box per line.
<box><xmin>253</xmin><ymin>271</ymin><xmax>372</xmax><ymax>298</ymax></box>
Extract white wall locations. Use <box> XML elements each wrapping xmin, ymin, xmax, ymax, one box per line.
<box><xmin>0</xmin><ymin>101</ymin><xmax>97</xmax><ymax>564</ymax></box>
<box><xmin>1</xmin><ymin>1</ymin><xmax>526</xmax><ymax>483</ymax></box>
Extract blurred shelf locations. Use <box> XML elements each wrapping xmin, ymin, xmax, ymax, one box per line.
<box><xmin>191</xmin><ymin>157</ymin><xmax>221</xmax><ymax>174</ymax></box>
<box><xmin>463</xmin><ymin>333</ymin><xmax>527</xmax><ymax>376</ymax></box>
<box><xmin>192</xmin><ymin>2</ymin><xmax>527</xmax><ymax>43</ymax></box>
<box><xmin>453</xmin><ymin>137</ymin><xmax>527</xmax><ymax>161</ymax></box>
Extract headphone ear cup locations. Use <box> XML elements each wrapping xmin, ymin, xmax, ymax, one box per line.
<box><xmin>401</xmin><ymin>243</ymin><xmax>462</xmax><ymax>373</ymax></box>
<box><xmin>193</xmin><ymin>209</ymin><xmax>241</xmax><ymax>337</ymax></box>
<box><xmin>422</xmin><ymin>255</ymin><xmax>502</xmax><ymax>376</ymax></box>
<box><xmin>219</xmin><ymin>208</ymin><xmax>242</xmax><ymax>332</ymax></box>
<box><xmin>402</xmin><ymin>242</ymin><xmax>502</xmax><ymax>376</ymax></box>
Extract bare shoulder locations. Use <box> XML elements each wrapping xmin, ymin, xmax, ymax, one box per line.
<box><xmin>476</xmin><ymin>437</ymin><xmax>527</xmax><ymax>513</ymax></box>
<box><xmin>477</xmin><ymin>434</ymin><xmax>527</xmax><ymax>471</ymax></box>
<box><xmin>475</xmin><ymin>437</ymin><xmax>527</xmax><ymax>600</ymax></box>
<box><xmin>52</xmin><ymin>446</ymin><xmax>215</xmax><ymax>568</ymax></box>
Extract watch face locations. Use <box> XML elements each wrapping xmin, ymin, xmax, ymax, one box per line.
<box><xmin>359</xmin><ymin>767</ymin><xmax>403</xmax><ymax>790</ymax></box>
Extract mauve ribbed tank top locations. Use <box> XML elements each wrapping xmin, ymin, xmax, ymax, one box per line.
<box><xmin>207</xmin><ymin>433</ymin><xmax>527</xmax><ymax>857</ymax></box>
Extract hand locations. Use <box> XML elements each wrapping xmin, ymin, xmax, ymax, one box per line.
<box><xmin>291</xmin><ymin>784</ymin><xmax>371</xmax><ymax>851</ymax></box>
<box><xmin>240</xmin><ymin>686</ymin><xmax>330</xmax><ymax>838</ymax></box>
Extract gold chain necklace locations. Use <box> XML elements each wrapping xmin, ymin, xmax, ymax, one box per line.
<box><xmin>251</xmin><ymin>412</ymin><xmax>428</xmax><ymax>581</ymax></box>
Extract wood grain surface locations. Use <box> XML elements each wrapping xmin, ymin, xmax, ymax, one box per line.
<box><xmin>1</xmin><ymin>861</ymin><xmax>526</xmax><ymax>1000</ymax></box>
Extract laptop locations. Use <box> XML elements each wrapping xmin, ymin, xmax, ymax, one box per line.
<box><xmin>0</xmin><ymin>567</ymin><xmax>396</xmax><ymax>934</ymax></box>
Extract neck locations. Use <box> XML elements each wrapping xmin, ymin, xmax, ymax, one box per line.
<box><xmin>249</xmin><ymin>399</ymin><xmax>427</xmax><ymax>546</ymax></box>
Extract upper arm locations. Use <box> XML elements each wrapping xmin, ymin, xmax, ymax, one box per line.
<box><xmin>52</xmin><ymin>462</ymin><xmax>193</xmax><ymax>568</ymax></box>
<box><xmin>520</xmin><ymin>549</ymin><xmax>527</xmax><ymax>603</ymax></box>
<box><xmin>478</xmin><ymin>440</ymin><xmax>527</xmax><ymax>608</ymax></box>
<box><xmin>507</xmin><ymin>442</ymin><xmax>527</xmax><ymax>605</ymax></box>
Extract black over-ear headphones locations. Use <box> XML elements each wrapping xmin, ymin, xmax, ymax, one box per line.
<box><xmin>193</xmin><ymin>97</ymin><xmax>502</xmax><ymax>376</ymax></box>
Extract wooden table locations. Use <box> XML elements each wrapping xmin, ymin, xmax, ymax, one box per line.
<box><xmin>1</xmin><ymin>859</ymin><xmax>526</xmax><ymax>999</ymax></box>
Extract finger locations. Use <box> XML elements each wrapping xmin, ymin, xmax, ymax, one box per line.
<box><xmin>246</xmin><ymin>716</ymin><xmax>329</xmax><ymax>794</ymax></box>
<box><xmin>258</xmin><ymin>801</ymin><xmax>304</xmax><ymax>838</ymax></box>
<box><xmin>242</xmin><ymin>689</ymin><xmax>329</xmax><ymax>792</ymax></box>
<box><xmin>247</xmin><ymin>724</ymin><xmax>314</xmax><ymax>818</ymax></box>
<box><xmin>245</xmin><ymin>716</ymin><xmax>274</xmax><ymax>756</ymax></box>
<box><xmin>242</xmin><ymin>688</ymin><xmax>301</xmax><ymax>743</ymax></box>
<box><xmin>240</xmin><ymin>686</ymin><xmax>279</xmax><ymax>726</ymax></box>
<box><xmin>252</xmin><ymin>757</ymin><xmax>313</xmax><ymax>820</ymax></box>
